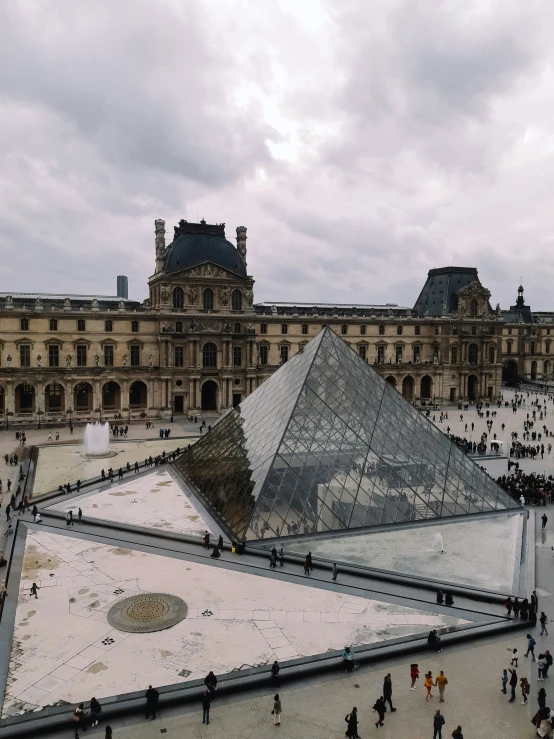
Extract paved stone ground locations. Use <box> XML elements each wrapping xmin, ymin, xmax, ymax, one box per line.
<box><xmin>44</xmin><ymin>631</ymin><xmax>534</xmax><ymax>738</ymax></box>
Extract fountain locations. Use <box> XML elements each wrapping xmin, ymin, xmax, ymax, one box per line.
<box><xmin>82</xmin><ymin>422</ymin><xmax>118</xmax><ymax>459</ymax></box>
<box><xmin>430</xmin><ymin>532</ymin><xmax>444</xmax><ymax>553</ymax></box>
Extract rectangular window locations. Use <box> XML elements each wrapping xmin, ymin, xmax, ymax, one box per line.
<box><xmin>395</xmin><ymin>345</ymin><xmax>403</xmax><ymax>363</ymax></box>
<box><xmin>451</xmin><ymin>346</ymin><xmax>458</xmax><ymax>364</ymax></box>
<box><xmin>452</xmin><ymin>326</ymin><xmax>458</xmax><ymax>335</ymax></box>
<box><xmin>377</xmin><ymin>345</ymin><xmax>385</xmax><ymax>363</ymax></box>
<box><xmin>414</xmin><ymin>325</ymin><xmax>420</xmax><ymax>336</ymax></box>
<box><xmin>302</xmin><ymin>324</ymin><xmax>308</xmax><ymax>335</ymax></box>
<box><xmin>435</xmin><ymin>326</ymin><xmax>440</xmax><ymax>335</ymax></box>
<box><xmin>20</xmin><ymin>344</ymin><xmax>31</xmax><ymax>367</ymax></box>
<box><xmin>531</xmin><ymin>342</ymin><xmax>536</xmax><ymax>354</ymax></box>
<box><xmin>174</xmin><ymin>346</ymin><xmax>184</xmax><ymax>367</ymax></box>
<box><xmin>130</xmin><ymin>345</ymin><xmax>140</xmax><ymax>367</ymax></box>
<box><xmin>507</xmin><ymin>341</ymin><xmax>512</xmax><ymax>355</ymax></box>
<box><xmin>48</xmin><ymin>344</ymin><xmax>59</xmax><ymax>367</ymax></box>
<box><xmin>508</xmin><ymin>327</ymin><xmax>513</xmax><ymax>335</ymax></box>
<box><xmin>281</xmin><ymin>324</ymin><xmax>288</xmax><ymax>334</ymax></box>
<box><xmin>77</xmin><ymin>345</ymin><xmax>87</xmax><ymax>366</ymax></box>
<box><xmin>280</xmin><ymin>344</ymin><xmax>289</xmax><ymax>363</ymax></box>
<box><xmin>233</xmin><ymin>346</ymin><xmax>242</xmax><ymax>367</ymax></box>
<box><xmin>259</xmin><ymin>345</ymin><xmax>268</xmax><ymax>365</ymax></box>
<box><xmin>104</xmin><ymin>345</ymin><xmax>114</xmax><ymax>366</ymax></box>
<box><xmin>360</xmin><ymin>325</ymin><xmax>366</xmax><ymax>335</ymax></box>
<box><xmin>358</xmin><ymin>345</ymin><xmax>367</xmax><ymax>360</ymax></box>
<box><xmin>260</xmin><ymin>323</ymin><xmax>267</xmax><ymax>334</ymax></box>
<box><xmin>413</xmin><ymin>345</ymin><xmax>420</xmax><ymax>363</ymax></box>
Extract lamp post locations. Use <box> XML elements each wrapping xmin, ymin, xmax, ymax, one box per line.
<box><xmin>67</xmin><ymin>407</ymin><xmax>73</xmax><ymax>426</ymax></box>
<box><xmin>170</xmin><ymin>400</ymin><xmax>174</xmax><ymax>423</ymax></box>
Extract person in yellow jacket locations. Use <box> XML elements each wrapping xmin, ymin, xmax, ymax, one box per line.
<box><xmin>435</xmin><ymin>671</ymin><xmax>448</xmax><ymax>702</ymax></box>
<box><xmin>424</xmin><ymin>672</ymin><xmax>434</xmax><ymax>701</ymax></box>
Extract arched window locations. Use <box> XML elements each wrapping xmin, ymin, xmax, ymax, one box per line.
<box><xmin>468</xmin><ymin>343</ymin><xmax>479</xmax><ymax>364</ymax></box>
<box><xmin>302</xmin><ymin>324</ymin><xmax>308</xmax><ymax>335</ymax></box>
<box><xmin>378</xmin><ymin>324</ymin><xmax>385</xmax><ymax>335</ymax></box>
<box><xmin>173</xmin><ymin>287</ymin><xmax>184</xmax><ymax>310</ymax></box>
<box><xmin>397</xmin><ymin>325</ymin><xmax>403</xmax><ymax>335</ymax></box>
<box><xmin>105</xmin><ymin>320</ymin><xmax>113</xmax><ymax>332</ymax></box>
<box><xmin>20</xmin><ymin>318</ymin><xmax>29</xmax><ymax>331</ymax></box>
<box><xmin>49</xmin><ymin>318</ymin><xmax>58</xmax><ymax>331</ymax></box>
<box><xmin>202</xmin><ymin>342</ymin><xmax>217</xmax><ymax>368</ymax></box>
<box><xmin>131</xmin><ymin>320</ymin><xmax>139</xmax><ymax>333</ymax></box>
<box><xmin>203</xmin><ymin>288</ymin><xmax>214</xmax><ymax>310</ymax></box>
<box><xmin>470</xmin><ymin>298</ymin><xmax>478</xmax><ymax>316</ymax></box>
<box><xmin>231</xmin><ymin>289</ymin><xmax>243</xmax><ymax>311</ymax></box>
<box><xmin>77</xmin><ymin>319</ymin><xmax>85</xmax><ymax>331</ymax></box>
<box><xmin>234</xmin><ymin>322</ymin><xmax>241</xmax><ymax>334</ymax></box>
<box><xmin>175</xmin><ymin>321</ymin><xmax>183</xmax><ymax>333</ymax></box>
<box><xmin>341</xmin><ymin>324</ymin><xmax>348</xmax><ymax>335</ymax></box>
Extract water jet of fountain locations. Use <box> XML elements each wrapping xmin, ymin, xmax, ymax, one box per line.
<box><xmin>431</xmin><ymin>532</ymin><xmax>444</xmax><ymax>553</ymax></box>
<box><xmin>83</xmin><ymin>422</ymin><xmax>113</xmax><ymax>457</ymax></box>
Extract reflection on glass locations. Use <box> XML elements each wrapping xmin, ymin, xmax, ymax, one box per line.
<box><xmin>176</xmin><ymin>327</ymin><xmax>519</xmax><ymax>542</ymax></box>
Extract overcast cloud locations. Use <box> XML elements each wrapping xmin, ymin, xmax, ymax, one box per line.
<box><xmin>1</xmin><ymin>0</ymin><xmax>553</xmax><ymax>308</ymax></box>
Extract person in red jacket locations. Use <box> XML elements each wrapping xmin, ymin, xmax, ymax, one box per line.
<box><xmin>410</xmin><ymin>663</ymin><xmax>419</xmax><ymax>690</ymax></box>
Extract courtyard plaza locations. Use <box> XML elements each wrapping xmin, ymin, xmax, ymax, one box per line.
<box><xmin>0</xmin><ymin>387</ymin><xmax>550</xmax><ymax>737</ymax></box>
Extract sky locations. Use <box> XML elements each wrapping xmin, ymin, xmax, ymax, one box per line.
<box><xmin>1</xmin><ymin>0</ymin><xmax>554</xmax><ymax>308</ymax></box>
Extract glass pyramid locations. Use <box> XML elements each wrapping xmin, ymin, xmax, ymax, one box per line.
<box><xmin>176</xmin><ymin>327</ymin><xmax>520</xmax><ymax>542</ymax></box>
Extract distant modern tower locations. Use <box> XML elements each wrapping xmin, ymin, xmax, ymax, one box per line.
<box><xmin>117</xmin><ymin>275</ymin><xmax>128</xmax><ymax>299</ymax></box>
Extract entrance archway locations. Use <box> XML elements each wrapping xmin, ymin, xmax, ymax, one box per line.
<box><xmin>45</xmin><ymin>382</ymin><xmax>65</xmax><ymax>413</ymax></box>
<box><xmin>531</xmin><ymin>360</ymin><xmax>538</xmax><ymax>381</ymax></box>
<box><xmin>129</xmin><ymin>381</ymin><xmax>147</xmax><ymax>409</ymax></box>
<box><xmin>402</xmin><ymin>375</ymin><xmax>414</xmax><ymax>402</ymax></box>
<box><xmin>385</xmin><ymin>376</ymin><xmax>397</xmax><ymax>389</ymax></box>
<box><xmin>74</xmin><ymin>382</ymin><xmax>93</xmax><ymax>411</ymax></box>
<box><xmin>15</xmin><ymin>383</ymin><xmax>35</xmax><ymax>414</ymax></box>
<box><xmin>544</xmin><ymin>360</ymin><xmax>551</xmax><ymax>378</ymax></box>
<box><xmin>201</xmin><ymin>380</ymin><xmax>218</xmax><ymax>411</ymax></box>
<box><xmin>502</xmin><ymin>360</ymin><xmax>519</xmax><ymax>385</ymax></box>
<box><xmin>420</xmin><ymin>375</ymin><xmax>432</xmax><ymax>399</ymax></box>
<box><xmin>468</xmin><ymin>374</ymin><xmax>479</xmax><ymax>401</ymax></box>
<box><xmin>102</xmin><ymin>381</ymin><xmax>121</xmax><ymax>411</ymax></box>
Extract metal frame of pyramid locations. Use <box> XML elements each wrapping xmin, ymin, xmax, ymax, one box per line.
<box><xmin>176</xmin><ymin>327</ymin><xmax>520</xmax><ymax>542</ymax></box>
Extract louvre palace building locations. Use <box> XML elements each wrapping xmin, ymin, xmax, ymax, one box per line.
<box><xmin>0</xmin><ymin>218</ymin><xmax>550</xmax><ymax>423</ymax></box>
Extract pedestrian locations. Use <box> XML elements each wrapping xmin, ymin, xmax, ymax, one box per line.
<box><xmin>90</xmin><ymin>696</ymin><xmax>102</xmax><ymax>727</ymax></box>
<box><xmin>538</xmin><ymin>687</ymin><xmax>547</xmax><ymax>710</ymax></box>
<box><xmin>435</xmin><ymin>670</ymin><xmax>448</xmax><ymax>702</ymax></box>
<box><xmin>66</xmin><ymin>510</ymin><xmax>74</xmax><ymax>527</ymax></box>
<box><xmin>144</xmin><ymin>685</ymin><xmax>159</xmax><ymax>719</ymax></box>
<box><xmin>425</xmin><ymin>671</ymin><xmax>434</xmax><ymax>701</ymax></box>
<box><xmin>433</xmin><ymin>709</ymin><xmax>445</xmax><ymax>739</ymax></box>
<box><xmin>501</xmin><ymin>668</ymin><xmax>508</xmax><ymax>694</ymax></box>
<box><xmin>78</xmin><ymin>508</ymin><xmax>83</xmax><ymax>524</ymax></box>
<box><xmin>373</xmin><ymin>695</ymin><xmax>386</xmax><ymax>728</ymax></box>
<box><xmin>410</xmin><ymin>663</ymin><xmax>419</xmax><ymax>690</ymax></box>
<box><xmin>383</xmin><ymin>673</ymin><xmax>396</xmax><ymax>712</ymax></box>
<box><xmin>269</xmin><ymin>550</ymin><xmax>277</xmax><ymax>568</ymax></box>
<box><xmin>203</xmin><ymin>531</ymin><xmax>210</xmax><ymax>549</ymax></box>
<box><xmin>345</xmin><ymin>707</ymin><xmax>359</xmax><ymax>739</ymax></box>
<box><xmin>511</xmin><ymin>648</ymin><xmax>519</xmax><ymax>667</ymax></box>
<box><xmin>5</xmin><ymin>504</ymin><xmax>10</xmax><ymax>521</ymax></box>
<box><xmin>451</xmin><ymin>726</ymin><xmax>463</xmax><ymax>739</ymax></box>
<box><xmin>542</xmin><ymin>513</ymin><xmax>548</xmax><ymax>529</ymax></box>
<box><xmin>521</xmin><ymin>676</ymin><xmax>530</xmax><ymax>704</ymax></box>
<box><xmin>105</xmin><ymin>727</ymin><xmax>112</xmax><ymax>739</ymax></box>
<box><xmin>279</xmin><ymin>546</ymin><xmax>284</xmax><ymax>567</ymax></box>
<box><xmin>306</xmin><ymin>551</ymin><xmax>312</xmax><ymax>572</ymax></box>
<box><xmin>538</xmin><ymin>654</ymin><xmax>547</xmax><ymax>681</ymax></box>
<box><xmin>508</xmin><ymin>668</ymin><xmax>518</xmax><ymax>702</ymax></box>
<box><xmin>0</xmin><ymin>580</ymin><xmax>7</xmax><ymax>601</ymax></box>
<box><xmin>271</xmin><ymin>660</ymin><xmax>280</xmax><ymax>688</ymax></box>
<box><xmin>332</xmin><ymin>562</ymin><xmax>338</xmax><ymax>581</ymax></box>
<box><xmin>342</xmin><ymin>646</ymin><xmax>355</xmax><ymax>673</ymax></box>
<box><xmin>218</xmin><ymin>534</ymin><xmax>223</xmax><ymax>551</ymax></box>
<box><xmin>526</xmin><ymin>633</ymin><xmax>537</xmax><ymax>661</ymax></box>
<box><xmin>30</xmin><ymin>582</ymin><xmax>39</xmax><ymax>599</ymax></box>
<box><xmin>202</xmin><ymin>689</ymin><xmax>211</xmax><ymax>725</ymax></box>
<box><xmin>303</xmin><ymin>556</ymin><xmax>310</xmax><ymax>576</ymax></box>
<box><xmin>505</xmin><ymin>596</ymin><xmax>514</xmax><ymax>616</ymax></box>
<box><xmin>210</xmin><ymin>546</ymin><xmax>221</xmax><ymax>560</ymax></box>
<box><xmin>204</xmin><ymin>671</ymin><xmax>217</xmax><ymax>696</ymax></box>
<box><xmin>272</xmin><ymin>693</ymin><xmax>282</xmax><ymax>726</ymax></box>
<box><xmin>73</xmin><ymin>703</ymin><xmax>87</xmax><ymax>738</ymax></box>
<box><xmin>544</xmin><ymin>650</ymin><xmax>552</xmax><ymax>677</ymax></box>
<box><xmin>532</xmin><ymin>590</ymin><xmax>539</xmax><ymax>611</ymax></box>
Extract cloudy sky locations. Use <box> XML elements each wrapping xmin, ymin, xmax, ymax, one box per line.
<box><xmin>1</xmin><ymin>0</ymin><xmax>553</xmax><ymax>308</ymax></box>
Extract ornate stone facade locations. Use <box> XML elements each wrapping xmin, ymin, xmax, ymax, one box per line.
<box><xmin>0</xmin><ymin>225</ymin><xmax>531</xmax><ymax>424</ymax></box>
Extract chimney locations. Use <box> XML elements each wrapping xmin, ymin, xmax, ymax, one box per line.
<box><xmin>155</xmin><ymin>219</ymin><xmax>166</xmax><ymax>273</ymax></box>
<box><xmin>117</xmin><ymin>275</ymin><xmax>128</xmax><ymax>299</ymax></box>
<box><xmin>236</xmin><ymin>226</ymin><xmax>247</xmax><ymax>266</ymax></box>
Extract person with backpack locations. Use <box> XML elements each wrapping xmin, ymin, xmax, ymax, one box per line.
<box><xmin>373</xmin><ymin>696</ymin><xmax>386</xmax><ymax>728</ymax></box>
<box><xmin>540</xmin><ymin>612</ymin><xmax>549</xmax><ymax>636</ymax></box>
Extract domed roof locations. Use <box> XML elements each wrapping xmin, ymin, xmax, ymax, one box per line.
<box><xmin>164</xmin><ymin>220</ymin><xmax>246</xmax><ymax>277</ymax></box>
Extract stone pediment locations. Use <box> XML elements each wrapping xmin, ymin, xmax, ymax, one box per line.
<box><xmin>180</xmin><ymin>262</ymin><xmax>248</xmax><ymax>281</ymax></box>
<box><xmin>456</xmin><ymin>281</ymin><xmax>491</xmax><ymax>301</ymax></box>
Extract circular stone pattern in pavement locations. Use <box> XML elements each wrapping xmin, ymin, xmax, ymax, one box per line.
<box><xmin>107</xmin><ymin>593</ymin><xmax>187</xmax><ymax>633</ymax></box>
